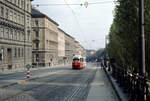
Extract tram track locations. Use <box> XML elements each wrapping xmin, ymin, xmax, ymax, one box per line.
<box><xmin>0</xmin><ymin>67</ymin><xmax>97</xmax><ymax>101</ymax></box>
<box><xmin>0</xmin><ymin>70</ymin><xmax>72</xmax><ymax>101</ymax></box>
<box><xmin>63</xmin><ymin>68</ymin><xmax>96</xmax><ymax>101</ymax></box>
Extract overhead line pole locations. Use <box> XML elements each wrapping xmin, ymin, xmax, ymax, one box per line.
<box><xmin>139</xmin><ymin>0</ymin><xmax>145</xmax><ymax>76</ymax></box>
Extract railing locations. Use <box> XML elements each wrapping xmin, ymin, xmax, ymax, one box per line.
<box><xmin>105</xmin><ymin>62</ymin><xmax>150</xmax><ymax>101</ymax></box>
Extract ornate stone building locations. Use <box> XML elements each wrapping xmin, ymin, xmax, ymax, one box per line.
<box><xmin>0</xmin><ymin>0</ymin><xmax>33</xmax><ymax>71</ymax></box>
<box><xmin>74</xmin><ymin>41</ymin><xmax>86</xmax><ymax>57</ymax></box>
<box><xmin>65</xmin><ymin>33</ymin><xmax>75</xmax><ymax>64</ymax></box>
<box><xmin>31</xmin><ymin>8</ymin><xmax>59</xmax><ymax>67</ymax></box>
<box><xmin>58</xmin><ymin>28</ymin><xmax>65</xmax><ymax>65</ymax></box>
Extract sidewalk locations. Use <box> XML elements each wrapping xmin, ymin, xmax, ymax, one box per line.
<box><xmin>0</xmin><ymin>64</ymin><xmax>70</xmax><ymax>74</ymax></box>
<box><xmin>104</xmin><ymin>68</ymin><xmax>129</xmax><ymax>101</ymax></box>
<box><xmin>87</xmin><ymin>67</ymin><xmax>119</xmax><ymax>101</ymax></box>
<box><xmin>0</xmin><ymin>65</ymin><xmax>71</xmax><ymax>88</ymax></box>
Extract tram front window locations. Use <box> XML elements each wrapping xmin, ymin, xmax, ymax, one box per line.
<box><xmin>73</xmin><ymin>58</ymin><xmax>79</xmax><ymax>62</ymax></box>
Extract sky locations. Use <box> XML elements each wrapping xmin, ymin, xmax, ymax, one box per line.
<box><xmin>32</xmin><ymin>0</ymin><xmax>115</xmax><ymax>50</ymax></box>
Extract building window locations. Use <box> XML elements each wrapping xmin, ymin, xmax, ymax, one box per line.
<box><xmin>5</xmin><ymin>8</ymin><xmax>9</xmax><ymax>19</ymax></box>
<box><xmin>22</xmin><ymin>32</ymin><xmax>24</xmax><ymax>41</ymax></box>
<box><xmin>27</xmin><ymin>16</ymin><xmax>30</xmax><ymax>27</ymax></box>
<box><xmin>14</xmin><ymin>48</ymin><xmax>17</xmax><ymax>58</ymax></box>
<box><xmin>28</xmin><ymin>48</ymin><xmax>30</xmax><ymax>58</ymax></box>
<box><xmin>14</xmin><ymin>13</ymin><xmax>17</xmax><ymax>22</ymax></box>
<box><xmin>19</xmin><ymin>31</ymin><xmax>22</xmax><ymax>41</ymax></box>
<box><xmin>10</xmin><ymin>29</ymin><xmax>13</xmax><ymax>39</ymax></box>
<box><xmin>27</xmin><ymin>3</ymin><xmax>30</xmax><ymax>12</ymax></box>
<box><xmin>0</xmin><ymin>48</ymin><xmax>4</xmax><ymax>61</ymax></box>
<box><xmin>10</xmin><ymin>0</ymin><xmax>13</xmax><ymax>3</ymax></box>
<box><xmin>0</xmin><ymin>26</ymin><xmax>4</xmax><ymax>38</ymax></box>
<box><xmin>18</xmin><ymin>0</ymin><xmax>20</xmax><ymax>7</ymax></box>
<box><xmin>22</xmin><ymin>15</ymin><xmax>24</xmax><ymax>25</ymax></box>
<box><xmin>9</xmin><ymin>10</ymin><xmax>13</xmax><ymax>21</ymax></box>
<box><xmin>22</xmin><ymin>48</ymin><xmax>24</xmax><ymax>57</ymax></box>
<box><xmin>17</xmin><ymin>14</ymin><xmax>19</xmax><ymax>23</ymax></box>
<box><xmin>14</xmin><ymin>0</ymin><xmax>16</xmax><ymax>4</ymax></box>
<box><xmin>5</xmin><ymin>28</ymin><xmax>9</xmax><ymax>38</ymax></box>
<box><xmin>0</xmin><ymin>6</ymin><xmax>4</xmax><ymax>17</ymax></box>
<box><xmin>16</xmin><ymin>31</ymin><xmax>18</xmax><ymax>40</ymax></box>
<box><xmin>18</xmin><ymin>31</ymin><xmax>20</xmax><ymax>40</ymax></box>
<box><xmin>18</xmin><ymin>48</ymin><xmax>20</xmax><ymax>58</ymax></box>
<box><xmin>14</xmin><ymin>30</ymin><xmax>17</xmax><ymax>40</ymax></box>
<box><xmin>18</xmin><ymin>14</ymin><xmax>20</xmax><ymax>24</ymax></box>
<box><xmin>36</xmin><ymin>54</ymin><xmax>39</xmax><ymax>62</ymax></box>
<box><xmin>21</xmin><ymin>0</ymin><xmax>24</xmax><ymax>9</ymax></box>
<box><xmin>17</xmin><ymin>31</ymin><xmax>20</xmax><ymax>40</ymax></box>
<box><xmin>36</xmin><ymin>43</ymin><xmax>39</xmax><ymax>49</ymax></box>
<box><xmin>36</xmin><ymin>31</ymin><xmax>39</xmax><ymax>37</ymax></box>
<box><xmin>35</xmin><ymin>20</ymin><xmax>38</xmax><ymax>26</ymax></box>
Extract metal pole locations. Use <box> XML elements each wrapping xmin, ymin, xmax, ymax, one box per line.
<box><xmin>139</xmin><ymin>0</ymin><xmax>145</xmax><ymax>76</ymax></box>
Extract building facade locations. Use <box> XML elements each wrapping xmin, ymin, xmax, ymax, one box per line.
<box><xmin>74</xmin><ymin>41</ymin><xmax>86</xmax><ymax>57</ymax></box>
<box><xmin>0</xmin><ymin>0</ymin><xmax>33</xmax><ymax>71</ymax></box>
<box><xmin>58</xmin><ymin>28</ymin><xmax>65</xmax><ymax>65</ymax></box>
<box><xmin>65</xmin><ymin>33</ymin><xmax>75</xmax><ymax>64</ymax></box>
<box><xmin>32</xmin><ymin>8</ymin><xmax>59</xmax><ymax>67</ymax></box>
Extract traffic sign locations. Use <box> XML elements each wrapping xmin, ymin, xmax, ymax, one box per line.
<box><xmin>26</xmin><ymin>64</ymin><xmax>31</xmax><ymax>69</ymax></box>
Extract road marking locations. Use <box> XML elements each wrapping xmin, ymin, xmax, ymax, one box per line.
<box><xmin>25</xmin><ymin>82</ymin><xmax>88</xmax><ymax>87</ymax></box>
<box><xmin>91</xmin><ymin>82</ymin><xmax>105</xmax><ymax>86</ymax></box>
<box><xmin>17</xmin><ymin>80</ymin><xmax>27</xmax><ymax>84</ymax></box>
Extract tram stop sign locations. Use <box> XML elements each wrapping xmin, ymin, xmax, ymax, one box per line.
<box><xmin>26</xmin><ymin>64</ymin><xmax>31</xmax><ymax>69</ymax></box>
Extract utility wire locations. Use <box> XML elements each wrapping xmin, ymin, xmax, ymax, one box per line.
<box><xmin>33</xmin><ymin>0</ymin><xmax>115</xmax><ymax>49</ymax></box>
<box><xmin>33</xmin><ymin>1</ymin><xmax>115</xmax><ymax>7</ymax></box>
<box><xmin>63</xmin><ymin>0</ymin><xmax>92</xmax><ymax>49</ymax></box>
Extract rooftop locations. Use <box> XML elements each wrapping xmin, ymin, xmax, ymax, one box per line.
<box><xmin>31</xmin><ymin>8</ymin><xmax>59</xmax><ymax>26</ymax></box>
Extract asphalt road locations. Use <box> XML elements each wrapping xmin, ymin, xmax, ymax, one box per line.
<box><xmin>0</xmin><ymin>65</ymin><xmax>97</xmax><ymax>101</ymax></box>
<box><xmin>0</xmin><ymin>64</ymin><xmax>119</xmax><ymax>101</ymax></box>
<box><xmin>0</xmin><ymin>66</ymin><xmax>69</xmax><ymax>80</ymax></box>
<box><xmin>0</xmin><ymin>66</ymin><xmax>70</xmax><ymax>87</ymax></box>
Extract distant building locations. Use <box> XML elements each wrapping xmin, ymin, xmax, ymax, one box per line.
<box><xmin>64</xmin><ymin>33</ymin><xmax>75</xmax><ymax>64</ymax></box>
<box><xmin>31</xmin><ymin>8</ymin><xmax>59</xmax><ymax>67</ymax></box>
<box><xmin>86</xmin><ymin>50</ymin><xmax>96</xmax><ymax>57</ymax></box>
<box><xmin>74</xmin><ymin>41</ymin><xmax>86</xmax><ymax>57</ymax></box>
<box><xmin>58</xmin><ymin>28</ymin><xmax>65</xmax><ymax>65</ymax></box>
<box><xmin>0</xmin><ymin>0</ymin><xmax>33</xmax><ymax>71</ymax></box>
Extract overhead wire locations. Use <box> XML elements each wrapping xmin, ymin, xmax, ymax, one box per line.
<box><xmin>33</xmin><ymin>0</ymin><xmax>115</xmax><ymax>7</ymax></box>
<box><xmin>33</xmin><ymin>0</ymin><xmax>115</xmax><ymax>49</ymax></box>
<box><xmin>63</xmin><ymin>0</ymin><xmax>93</xmax><ymax>49</ymax></box>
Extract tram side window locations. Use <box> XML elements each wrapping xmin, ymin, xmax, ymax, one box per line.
<box><xmin>80</xmin><ymin>58</ymin><xmax>84</xmax><ymax>62</ymax></box>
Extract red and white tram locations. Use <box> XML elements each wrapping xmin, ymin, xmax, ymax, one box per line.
<box><xmin>72</xmin><ymin>55</ymin><xmax>86</xmax><ymax>69</ymax></box>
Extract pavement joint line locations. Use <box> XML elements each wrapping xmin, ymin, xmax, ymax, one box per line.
<box><xmin>0</xmin><ymin>70</ymin><xmax>65</xmax><ymax>88</ymax></box>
